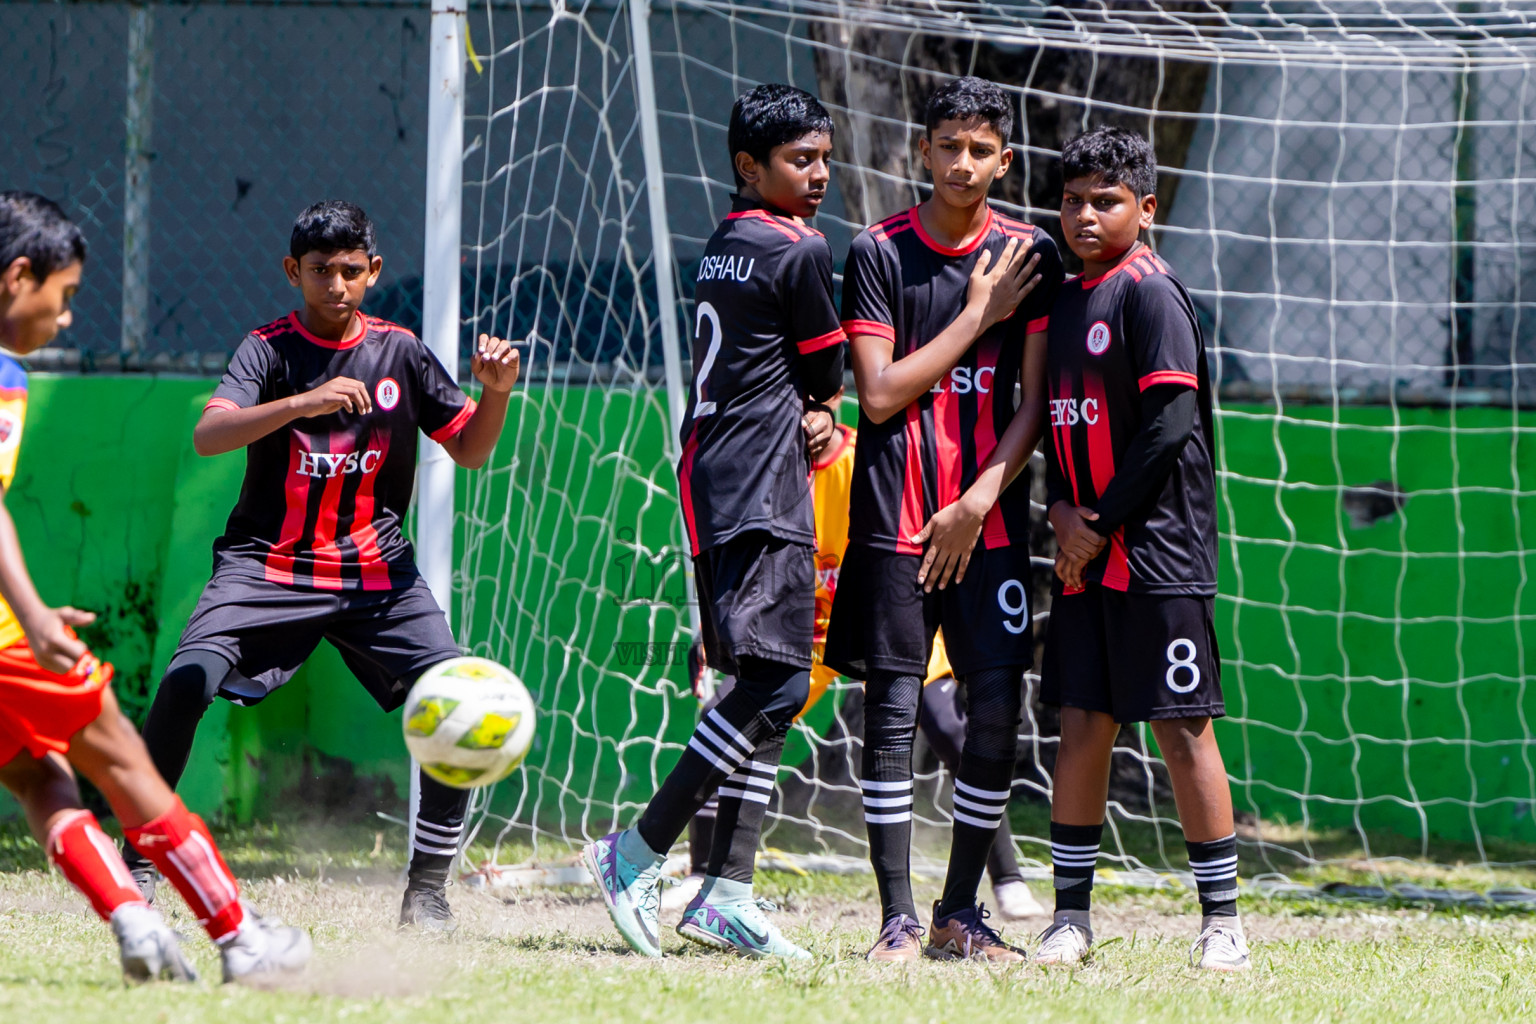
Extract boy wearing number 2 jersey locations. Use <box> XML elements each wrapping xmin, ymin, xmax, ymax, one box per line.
<box><xmin>1034</xmin><ymin>127</ymin><xmax>1246</xmax><ymax>972</ymax></box>
<box><xmin>584</xmin><ymin>84</ymin><xmax>844</xmax><ymax>960</ymax></box>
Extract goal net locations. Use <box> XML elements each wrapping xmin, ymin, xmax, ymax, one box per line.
<box><xmin>453</xmin><ymin>0</ymin><xmax>1536</xmax><ymax>898</ymax></box>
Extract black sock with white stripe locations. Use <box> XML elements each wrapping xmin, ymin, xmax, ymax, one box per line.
<box><xmin>636</xmin><ymin>687</ymin><xmax>775</xmax><ymax>855</ymax></box>
<box><xmin>706</xmin><ymin>730</ymin><xmax>786</xmax><ymax>884</ymax></box>
<box><xmin>936</xmin><ymin>758</ymin><xmax>1014</xmax><ymax>917</ymax></box>
<box><xmin>408</xmin><ymin>770</ymin><xmax>471</xmax><ymax>891</ymax></box>
<box><xmin>935</xmin><ymin>665</ymin><xmax>1022</xmax><ymax>917</ymax></box>
<box><xmin>862</xmin><ymin>670</ymin><xmax>922</xmax><ymax>924</ymax></box>
<box><xmin>1051</xmin><ymin>821</ymin><xmax>1103</xmax><ymax>913</ymax></box>
<box><xmin>1186</xmin><ymin>833</ymin><xmax>1239</xmax><ymax>918</ymax></box>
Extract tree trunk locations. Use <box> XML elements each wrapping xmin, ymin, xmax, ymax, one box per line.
<box><xmin>810</xmin><ymin>1</ymin><xmax>1223</xmax><ymax>244</ymax></box>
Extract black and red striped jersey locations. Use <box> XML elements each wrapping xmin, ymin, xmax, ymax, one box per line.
<box><xmin>1043</xmin><ymin>247</ymin><xmax>1217</xmax><ymax>595</ymax></box>
<box><xmin>206</xmin><ymin>312</ymin><xmax>475</xmax><ymax>591</ymax></box>
<box><xmin>678</xmin><ymin>196</ymin><xmax>846</xmax><ymax>556</ymax></box>
<box><xmin>840</xmin><ymin>204</ymin><xmax>1063</xmax><ymax>554</ymax></box>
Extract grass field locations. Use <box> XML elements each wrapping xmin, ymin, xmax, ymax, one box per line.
<box><xmin>3</xmin><ymin>818</ymin><xmax>1536</xmax><ymax>1023</ymax></box>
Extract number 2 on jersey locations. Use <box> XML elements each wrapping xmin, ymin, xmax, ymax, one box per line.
<box><xmin>693</xmin><ymin>301</ymin><xmax>723</xmax><ymax>418</ymax></box>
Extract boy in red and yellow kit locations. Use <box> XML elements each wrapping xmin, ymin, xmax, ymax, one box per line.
<box><xmin>0</xmin><ymin>192</ymin><xmax>310</xmax><ymax>984</ymax></box>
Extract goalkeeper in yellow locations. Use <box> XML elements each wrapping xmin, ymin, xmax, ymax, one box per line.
<box><xmin>667</xmin><ymin>391</ymin><xmax>1042</xmax><ymax>922</ymax></box>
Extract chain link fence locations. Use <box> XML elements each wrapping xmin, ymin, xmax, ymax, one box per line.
<box><xmin>3</xmin><ymin>1</ymin><xmax>1533</xmax><ymax>397</ymax></box>
<box><xmin>2</xmin><ymin>0</ymin><xmax>430</xmax><ymax>370</ymax></box>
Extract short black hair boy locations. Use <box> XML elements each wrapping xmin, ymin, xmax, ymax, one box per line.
<box><xmin>289</xmin><ymin>199</ymin><xmax>377</xmax><ymax>260</ymax></box>
<box><xmin>1060</xmin><ymin>125</ymin><xmax>1157</xmax><ymax>201</ymax></box>
<box><xmin>727</xmin><ymin>84</ymin><xmax>835</xmax><ymax>188</ymax></box>
<box><xmin>924</xmin><ymin>75</ymin><xmax>1014</xmax><ymax>143</ymax></box>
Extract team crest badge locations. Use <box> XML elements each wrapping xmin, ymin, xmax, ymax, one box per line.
<box><xmin>1086</xmin><ymin>321</ymin><xmax>1112</xmax><ymax>356</ymax></box>
<box><xmin>376</xmin><ymin>377</ymin><xmax>401</xmax><ymax>410</ymax></box>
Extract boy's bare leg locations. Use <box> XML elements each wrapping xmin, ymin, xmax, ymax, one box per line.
<box><xmin>1148</xmin><ymin>716</ymin><xmax>1233</xmax><ymax>842</ymax></box>
<box><xmin>0</xmin><ymin>747</ymin><xmax>83</xmax><ymax>841</ymax></box>
<box><xmin>1149</xmin><ymin>715</ymin><xmax>1246</xmax><ymax>969</ymax></box>
<box><xmin>62</xmin><ymin>688</ymin><xmax>173</xmax><ymax>829</ymax></box>
<box><xmin>1036</xmin><ymin>707</ymin><xmax>1119</xmax><ymax>965</ymax></box>
<box><xmin>1050</xmin><ymin>708</ymin><xmax>1119</xmax><ymax>826</ymax></box>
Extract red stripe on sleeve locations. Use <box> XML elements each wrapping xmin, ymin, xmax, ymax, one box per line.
<box><xmin>896</xmin><ymin>405</ymin><xmax>926</xmax><ymax>556</ymax></box>
<box><xmin>796</xmin><ymin>328</ymin><xmax>846</xmax><ymax>354</ymax></box>
<box><xmin>841</xmin><ymin>319</ymin><xmax>895</xmax><ymax>342</ymax></box>
<box><xmin>678</xmin><ymin>427</ymin><xmax>701</xmax><ymax>556</ymax></box>
<box><xmin>1025</xmin><ymin>316</ymin><xmax>1049</xmax><ymax>335</ymax></box>
<box><xmin>428</xmin><ymin>398</ymin><xmax>477</xmax><ymax>443</ymax></box>
<box><xmin>1138</xmin><ymin>370</ymin><xmax>1198</xmax><ymax>391</ymax></box>
<box><xmin>264</xmin><ymin>437</ymin><xmax>310</xmax><ymax>586</ymax></box>
<box><xmin>1082</xmin><ymin>372</ymin><xmax>1131</xmax><ymax>591</ymax></box>
<box><xmin>203</xmin><ymin>397</ymin><xmax>241</xmax><ymax>414</ymax></box>
<box><xmin>349</xmin><ymin>431</ymin><xmax>393</xmax><ymax>591</ymax></box>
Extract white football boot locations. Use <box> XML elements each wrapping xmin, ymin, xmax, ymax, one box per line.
<box><xmin>1190</xmin><ymin>917</ymin><xmax>1250</xmax><ymax>971</ymax></box>
<box><xmin>111</xmin><ymin>902</ymin><xmax>197</xmax><ymax>983</ymax></box>
<box><xmin>1032</xmin><ymin>909</ymin><xmax>1093</xmax><ymax>966</ymax></box>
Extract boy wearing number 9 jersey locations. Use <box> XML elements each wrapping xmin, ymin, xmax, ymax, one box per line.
<box><xmin>1035</xmin><ymin>127</ymin><xmax>1247</xmax><ymax>972</ymax></box>
<box><xmin>584</xmin><ymin>84</ymin><xmax>845</xmax><ymax>960</ymax></box>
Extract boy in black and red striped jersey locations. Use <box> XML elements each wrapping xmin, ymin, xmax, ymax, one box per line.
<box><xmin>583</xmin><ymin>84</ymin><xmax>844</xmax><ymax>961</ymax></box>
<box><xmin>1033</xmin><ymin>127</ymin><xmax>1247</xmax><ymax>972</ymax></box>
<box><xmin>125</xmin><ymin>201</ymin><xmax>519</xmax><ymax>933</ymax></box>
<box><xmin>825</xmin><ymin>77</ymin><xmax>1063</xmax><ymax>962</ymax></box>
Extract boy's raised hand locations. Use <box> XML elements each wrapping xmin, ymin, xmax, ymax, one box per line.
<box><xmin>472</xmin><ymin>334</ymin><xmax>521</xmax><ymax>393</ymax></box>
<box><xmin>967</xmin><ymin>238</ymin><xmax>1043</xmax><ymax>332</ymax></box>
<box><xmin>294</xmin><ymin>377</ymin><xmax>372</xmax><ymax>417</ymax></box>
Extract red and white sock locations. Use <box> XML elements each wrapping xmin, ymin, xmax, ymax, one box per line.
<box><xmin>125</xmin><ymin>797</ymin><xmax>244</xmax><ymax>942</ymax></box>
<box><xmin>46</xmin><ymin>809</ymin><xmax>146</xmax><ymax>920</ymax></box>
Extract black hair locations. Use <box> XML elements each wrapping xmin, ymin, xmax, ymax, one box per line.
<box><xmin>290</xmin><ymin>200</ymin><xmax>377</xmax><ymax>260</ymax></box>
<box><xmin>924</xmin><ymin>76</ymin><xmax>1014</xmax><ymax>145</ymax></box>
<box><xmin>0</xmin><ymin>191</ymin><xmax>86</xmax><ymax>280</ymax></box>
<box><xmin>1061</xmin><ymin>126</ymin><xmax>1158</xmax><ymax>199</ymax></box>
<box><xmin>727</xmin><ymin>84</ymin><xmax>834</xmax><ymax>189</ymax></box>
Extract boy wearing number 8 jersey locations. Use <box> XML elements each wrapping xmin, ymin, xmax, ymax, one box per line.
<box><xmin>583</xmin><ymin>84</ymin><xmax>845</xmax><ymax>960</ymax></box>
<box><xmin>1036</xmin><ymin>127</ymin><xmax>1246</xmax><ymax>972</ymax></box>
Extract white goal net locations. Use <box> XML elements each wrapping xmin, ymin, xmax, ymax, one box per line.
<box><xmin>453</xmin><ymin>0</ymin><xmax>1536</xmax><ymax>899</ymax></box>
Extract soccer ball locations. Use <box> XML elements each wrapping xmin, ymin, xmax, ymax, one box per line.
<box><xmin>402</xmin><ymin>657</ymin><xmax>537</xmax><ymax>789</ymax></box>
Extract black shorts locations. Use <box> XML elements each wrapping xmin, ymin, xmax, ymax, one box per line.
<box><xmin>175</xmin><ymin>570</ymin><xmax>462</xmax><ymax>713</ymax></box>
<box><xmin>822</xmin><ymin>542</ymin><xmax>1034</xmax><ymax>679</ymax></box>
<box><xmin>695</xmin><ymin>532</ymin><xmax>815</xmax><ymax>675</ymax></box>
<box><xmin>1040</xmin><ymin>583</ymin><xmax>1223</xmax><ymax>724</ymax></box>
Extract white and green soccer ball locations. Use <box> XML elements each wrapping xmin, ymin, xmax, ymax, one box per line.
<box><xmin>402</xmin><ymin>657</ymin><xmax>537</xmax><ymax>789</ymax></box>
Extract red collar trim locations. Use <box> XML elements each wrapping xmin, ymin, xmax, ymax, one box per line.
<box><xmin>909</xmin><ymin>205</ymin><xmax>994</xmax><ymax>257</ymax></box>
<box><xmin>812</xmin><ymin>424</ymin><xmax>852</xmax><ymax>470</ymax></box>
<box><xmin>287</xmin><ymin>311</ymin><xmax>367</xmax><ymax>350</ymax></box>
<box><xmin>1079</xmin><ymin>243</ymin><xmax>1146</xmax><ymax>289</ymax></box>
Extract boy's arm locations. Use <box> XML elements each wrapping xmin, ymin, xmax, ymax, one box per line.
<box><xmin>1085</xmin><ymin>384</ymin><xmax>1196</xmax><ymax>534</ymax></box>
<box><xmin>434</xmin><ymin>335</ymin><xmax>520</xmax><ymax>470</ymax></box>
<box><xmin>192</xmin><ymin>334</ymin><xmax>370</xmax><ymax>457</ymax></box>
<box><xmin>849</xmin><ymin>238</ymin><xmax>1041</xmax><ymax>425</ymax></box>
<box><xmin>194</xmin><ymin>378</ymin><xmax>372</xmax><ymax>456</ymax></box>
<box><xmin>783</xmin><ymin>238</ymin><xmax>846</xmax><ymax>405</ymax></box>
<box><xmin>0</xmin><ymin>495</ymin><xmax>92</xmax><ymax>673</ymax></box>
<box><xmin>915</xmin><ymin>330</ymin><xmax>1048</xmax><ymax>591</ymax></box>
